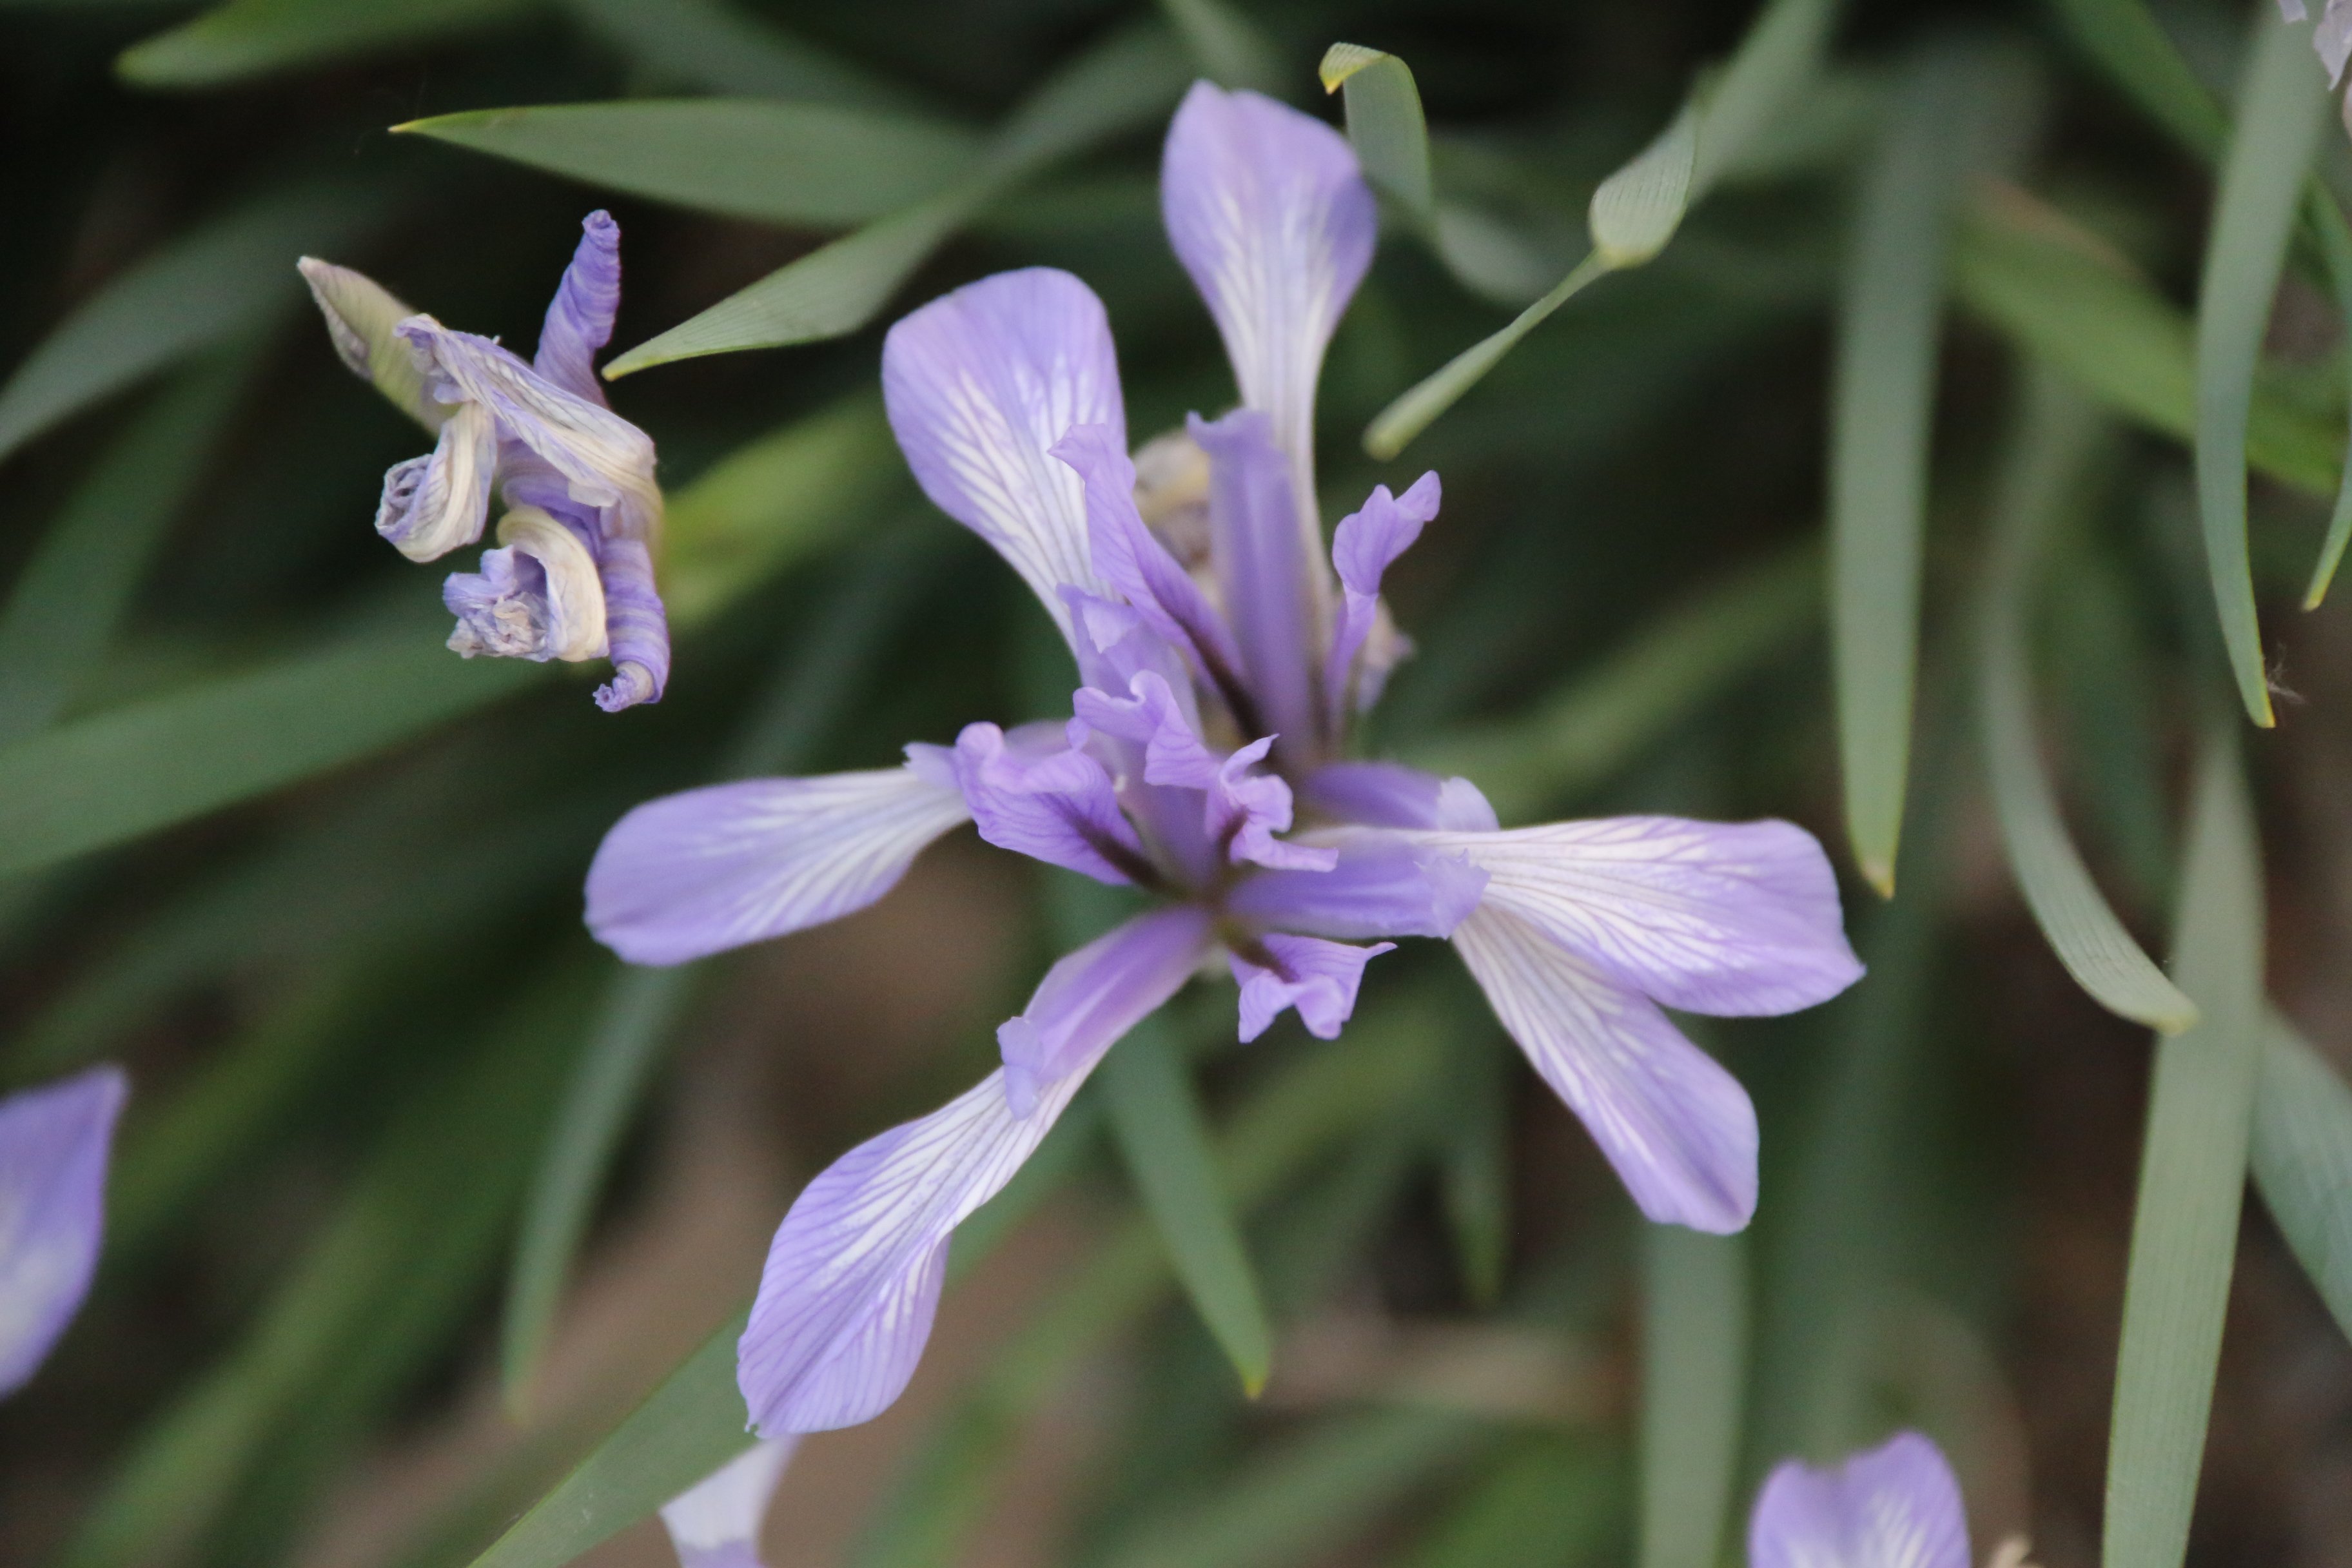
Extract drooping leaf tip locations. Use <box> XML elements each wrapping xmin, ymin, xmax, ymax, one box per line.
<box><xmin>1318</xmin><ymin>42</ymin><xmax>1386</xmax><ymax>93</ymax></box>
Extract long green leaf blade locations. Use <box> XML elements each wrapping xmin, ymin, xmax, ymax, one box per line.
<box><xmin>0</xmin><ymin>185</ymin><xmax>375</xmax><ymax>463</ymax></box>
<box><xmin>2251</xmin><ymin>1013</ymin><xmax>2352</xmax><ymax>1345</ymax></box>
<box><xmin>2192</xmin><ymin>10</ymin><xmax>2328</xmax><ymax>729</ymax></box>
<box><xmin>396</xmin><ymin>101</ymin><xmax>981</xmax><ymax>228</ymax></box>
<box><xmin>1320</xmin><ymin>44</ymin><xmax>1435</xmax><ymax>224</ymax></box>
<box><xmin>1976</xmin><ymin>373</ymin><xmax>2198</xmax><ymax>1031</ymax></box>
<box><xmin>1689</xmin><ymin>0</ymin><xmax>1843</xmax><ymax>193</ymax></box>
<box><xmin>1159</xmin><ymin>0</ymin><xmax>1282</xmax><ymax>95</ymax></box>
<box><xmin>2047</xmin><ymin>0</ymin><xmax>2226</xmax><ymax>160</ymax></box>
<box><xmin>2104</xmin><ymin>729</ymin><xmax>2266</xmax><ymax>1568</ymax></box>
<box><xmin>1636</xmin><ymin>1228</ymin><xmax>1747</xmax><ymax>1568</ymax></box>
<box><xmin>557</xmin><ymin>0</ymin><xmax>909</xmax><ymax>106</ymax></box>
<box><xmin>1102</xmin><ymin>1014</ymin><xmax>1274</xmax><ymax>1395</ymax></box>
<box><xmin>117</xmin><ymin>0</ymin><xmax>531</xmax><ymax>86</ymax></box>
<box><xmin>2298</xmin><ymin>193</ymin><xmax>2352</xmax><ymax>605</ymax></box>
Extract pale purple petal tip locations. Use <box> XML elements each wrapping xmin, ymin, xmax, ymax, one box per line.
<box><xmin>0</xmin><ymin>1065</ymin><xmax>128</xmax><ymax>1397</ymax></box>
<box><xmin>1453</xmin><ymin>906</ymin><xmax>1756</xmax><ymax>1232</ymax></box>
<box><xmin>1326</xmin><ymin>473</ymin><xmax>1440</xmax><ymax>727</ymax></box>
<box><xmin>1302</xmin><ymin>763</ymin><xmax>1496</xmax><ymax>832</ymax></box>
<box><xmin>882</xmin><ymin>269</ymin><xmax>1123</xmax><ymax>642</ymax></box>
<box><xmin>592</xmin><ymin>536</ymin><xmax>671</xmax><ymax>710</ymax></box>
<box><xmin>1231</xmin><ymin>934</ymin><xmax>1393</xmax><ymax>1042</ymax></box>
<box><xmin>952</xmin><ymin>721</ymin><xmax>1150</xmax><ymax>886</ymax></box>
<box><xmin>996</xmin><ymin>905</ymin><xmax>1213</xmax><ymax>1115</ymax></box>
<box><xmin>2282</xmin><ymin>0</ymin><xmax>2308</xmax><ymax>21</ymax></box>
<box><xmin>1072</xmin><ymin>671</ymin><xmax>1221</xmax><ymax>790</ymax></box>
<box><xmin>1209</xmin><ymin>738</ymin><xmax>1335</xmax><ymax>872</ymax></box>
<box><xmin>2319</xmin><ymin>0</ymin><xmax>2352</xmax><ymax>83</ymax></box>
<box><xmin>660</xmin><ymin>1436</ymin><xmax>798</xmax><ymax>1568</ymax></box>
<box><xmin>1750</xmin><ymin>1431</ymin><xmax>1971</xmax><ymax>1568</ymax></box>
<box><xmin>585</xmin><ymin>767</ymin><xmax>972</xmax><ymax>966</ymax></box>
<box><xmin>536</xmin><ymin>210</ymin><xmax>623</xmax><ymax>406</ymax></box>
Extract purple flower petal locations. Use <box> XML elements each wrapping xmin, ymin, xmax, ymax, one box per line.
<box><xmin>1301</xmin><ymin>763</ymin><xmax>1497</xmax><ymax>832</ymax></box>
<box><xmin>0</xmin><ymin>1064</ymin><xmax>127</xmax><ymax>1396</ymax></box>
<box><xmin>377</xmin><ymin>398</ymin><xmax>496</xmax><ymax>562</ymax></box>
<box><xmin>1749</xmin><ymin>1431</ymin><xmax>1971</xmax><ymax>1568</ymax></box>
<box><xmin>585</xmin><ymin>764</ymin><xmax>972</xmax><ymax>965</ymax></box>
<box><xmin>882</xmin><ymin>269</ymin><xmax>1124</xmax><ymax>646</ymax></box>
<box><xmin>1228</xmin><ymin>831</ymin><xmax>1487</xmax><ymax>939</ymax></box>
<box><xmin>1451</xmin><ymin>905</ymin><xmax>1755</xmax><ymax>1232</ymax></box>
<box><xmin>740</xmin><ymin>907</ymin><xmax>1208</xmax><ymax>1433</ymax></box>
<box><xmin>996</xmin><ymin>905</ymin><xmax>1215</xmax><ymax>1115</ymax></box>
<box><xmin>1230</xmin><ymin>934</ymin><xmax>1393</xmax><ymax>1042</ymax></box>
<box><xmin>1325</xmin><ymin>473</ymin><xmax>1440</xmax><ymax>729</ymax></box>
<box><xmin>1190</xmin><ymin>409</ymin><xmax>1318</xmax><ymax>761</ymax></box>
<box><xmin>952</xmin><ymin>721</ymin><xmax>1153</xmax><ymax>886</ymax></box>
<box><xmin>1162</xmin><ymin>82</ymin><xmax>1375</xmax><ymax>550</ymax></box>
<box><xmin>591</xmin><ymin>534</ymin><xmax>671</xmax><ymax>712</ymax></box>
<box><xmin>2282</xmin><ymin>0</ymin><xmax>2308</xmax><ymax>21</ymax></box>
<box><xmin>1207</xmin><ymin>738</ymin><xmax>1335</xmax><ymax>872</ymax></box>
<box><xmin>535</xmin><ymin>211</ymin><xmax>622</xmax><ymax>407</ymax></box>
<box><xmin>2321</xmin><ymin>0</ymin><xmax>2352</xmax><ymax>83</ymax></box>
<box><xmin>660</xmin><ymin>1436</ymin><xmax>798</xmax><ymax>1568</ymax></box>
<box><xmin>444</xmin><ymin>505</ymin><xmax>609</xmax><ymax>665</ymax></box>
<box><xmin>1412</xmin><ymin>817</ymin><xmax>1863</xmax><ymax>1017</ymax></box>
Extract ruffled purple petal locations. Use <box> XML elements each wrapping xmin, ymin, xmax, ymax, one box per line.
<box><xmin>660</xmin><ymin>1436</ymin><xmax>798</xmax><ymax>1568</ymax></box>
<box><xmin>1452</xmin><ymin>905</ymin><xmax>1755</xmax><ymax>1232</ymax></box>
<box><xmin>534</xmin><ymin>211</ymin><xmax>622</xmax><ymax>407</ymax></box>
<box><xmin>1749</xmin><ymin>1431</ymin><xmax>1971</xmax><ymax>1568</ymax></box>
<box><xmin>592</xmin><ymin>535</ymin><xmax>671</xmax><ymax>710</ymax></box>
<box><xmin>377</xmin><ymin>398</ymin><xmax>496</xmax><ymax>562</ymax></box>
<box><xmin>1161</xmin><ymin>82</ymin><xmax>1375</xmax><ymax>553</ymax></box>
<box><xmin>1072</xmin><ymin>671</ymin><xmax>1220</xmax><ymax>790</ymax></box>
<box><xmin>1191</xmin><ymin>409</ymin><xmax>1318</xmax><ymax>762</ymax></box>
<box><xmin>444</xmin><ymin>505</ymin><xmax>608</xmax><ymax>665</ymax></box>
<box><xmin>1228</xmin><ymin>831</ymin><xmax>1487</xmax><ymax>939</ymax></box>
<box><xmin>0</xmin><ymin>1065</ymin><xmax>126</xmax><ymax>1396</ymax></box>
<box><xmin>882</xmin><ymin>270</ymin><xmax>1123</xmax><ymax>646</ymax></box>
<box><xmin>1412</xmin><ymin>817</ymin><xmax>1864</xmax><ymax>1017</ymax></box>
<box><xmin>1325</xmin><ymin>473</ymin><xmax>1440</xmax><ymax>728</ymax></box>
<box><xmin>1230</xmin><ymin>934</ymin><xmax>1393</xmax><ymax>1042</ymax></box>
<box><xmin>740</xmin><ymin>907</ymin><xmax>1208</xmax><ymax>1433</ymax></box>
<box><xmin>1208</xmin><ymin>738</ymin><xmax>1335</xmax><ymax>872</ymax></box>
<box><xmin>952</xmin><ymin>722</ymin><xmax>1152</xmax><ymax>886</ymax></box>
<box><xmin>585</xmin><ymin>764</ymin><xmax>972</xmax><ymax>965</ymax></box>
<box><xmin>996</xmin><ymin>905</ymin><xmax>1215</xmax><ymax>1115</ymax></box>
<box><xmin>1300</xmin><ymin>763</ymin><xmax>1498</xmax><ymax>832</ymax></box>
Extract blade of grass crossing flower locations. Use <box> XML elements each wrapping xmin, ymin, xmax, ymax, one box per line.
<box><xmin>1102</xmin><ymin>1013</ymin><xmax>1275</xmax><ymax>1395</ymax></box>
<box><xmin>556</xmin><ymin>0</ymin><xmax>912</xmax><ymax>106</ymax></box>
<box><xmin>1636</xmin><ymin>1228</ymin><xmax>1747</xmax><ymax>1568</ymax></box>
<box><xmin>116</xmin><ymin>0</ymin><xmax>532</xmax><ymax>86</ymax></box>
<box><xmin>1320</xmin><ymin>44</ymin><xmax>1435</xmax><ymax>224</ymax></box>
<box><xmin>2191</xmin><ymin>11</ymin><xmax>2329</xmax><ymax>729</ymax></box>
<box><xmin>1975</xmin><ymin>373</ymin><xmax>2199</xmax><ymax>1031</ymax></box>
<box><xmin>2251</xmin><ymin>1013</ymin><xmax>2352</xmax><ymax>1345</ymax></box>
<box><xmin>1829</xmin><ymin>43</ymin><xmax>1994</xmax><ymax>896</ymax></box>
<box><xmin>0</xmin><ymin>355</ymin><xmax>253</xmax><ymax>746</ymax></box>
<box><xmin>1159</xmin><ymin>0</ymin><xmax>1282</xmax><ymax>94</ymax></box>
<box><xmin>2301</xmin><ymin>193</ymin><xmax>2352</xmax><ymax>606</ymax></box>
<box><xmin>394</xmin><ymin>101</ymin><xmax>984</xmax><ymax>228</ymax></box>
<box><xmin>0</xmin><ymin>184</ymin><xmax>376</xmax><ymax>463</ymax></box>
<box><xmin>2104</xmin><ymin>728</ymin><xmax>2266</xmax><ymax>1568</ymax></box>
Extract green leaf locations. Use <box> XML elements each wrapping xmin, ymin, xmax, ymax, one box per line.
<box><xmin>2192</xmin><ymin>10</ymin><xmax>2329</xmax><ymax>729</ymax></box>
<box><xmin>2046</xmin><ymin>0</ymin><xmax>2226</xmax><ymax>161</ymax></box>
<box><xmin>2252</xmin><ymin>1013</ymin><xmax>2352</xmax><ymax>1346</ymax></box>
<box><xmin>1829</xmin><ymin>43</ymin><xmax>1996</xmax><ymax>896</ymax></box>
<box><xmin>1407</xmin><ymin>542</ymin><xmax>1818</xmax><ymax>825</ymax></box>
<box><xmin>1636</xmin><ymin>1227</ymin><xmax>1747</xmax><ymax>1568</ymax></box>
<box><xmin>1587</xmin><ymin>100</ymin><xmax>1698</xmax><ymax>268</ymax></box>
<box><xmin>2104</xmin><ymin>727</ymin><xmax>2266</xmax><ymax>1568</ymax></box>
<box><xmin>0</xmin><ymin>623</ymin><xmax>549</xmax><ymax>881</ymax></box>
<box><xmin>0</xmin><ymin>184</ymin><xmax>377</xmax><ymax>464</ymax></box>
<box><xmin>605</xmin><ymin>23</ymin><xmax>1188</xmax><ymax>375</ymax></box>
<box><xmin>0</xmin><ymin>355</ymin><xmax>254</xmax><ymax>746</ymax></box>
<box><xmin>1159</xmin><ymin>0</ymin><xmax>1282</xmax><ymax>95</ymax></box>
<box><xmin>2298</xmin><ymin>195</ymin><xmax>2352</xmax><ymax>607</ymax></box>
<box><xmin>396</xmin><ymin>101</ymin><xmax>981</xmax><ymax>228</ymax></box>
<box><xmin>1435</xmin><ymin>1032</ymin><xmax>1509</xmax><ymax>1308</ymax></box>
<box><xmin>1400</xmin><ymin>1437</ymin><xmax>1618</xmax><ymax>1568</ymax></box>
<box><xmin>660</xmin><ymin>396</ymin><xmax>903</xmax><ymax>627</ymax></box>
<box><xmin>117</xmin><ymin>0</ymin><xmax>532</xmax><ymax>86</ymax></box>
<box><xmin>1320</xmin><ymin>43</ymin><xmax>1434</xmax><ymax>224</ymax></box>
<box><xmin>1686</xmin><ymin>0</ymin><xmax>1845</xmax><ymax>194</ymax></box>
<box><xmin>557</xmin><ymin>0</ymin><xmax>910</xmax><ymax>106</ymax></box>
<box><xmin>1975</xmin><ymin>373</ymin><xmax>2199</xmax><ymax>1032</ymax></box>
<box><xmin>1102</xmin><ymin>1014</ymin><xmax>1275</xmax><ymax>1395</ymax></box>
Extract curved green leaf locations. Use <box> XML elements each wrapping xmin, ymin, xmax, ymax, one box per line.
<box><xmin>2253</xmin><ymin>1013</ymin><xmax>2352</xmax><ymax>1346</ymax></box>
<box><xmin>117</xmin><ymin>0</ymin><xmax>532</xmax><ymax>86</ymax></box>
<box><xmin>1320</xmin><ymin>43</ymin><xmax>1434</xmax><ymax>223</ymax></box>
<box><xmin>557</xmin><ymin>0</ymin><xmax>909</xmax><ymax>106</ymax></box>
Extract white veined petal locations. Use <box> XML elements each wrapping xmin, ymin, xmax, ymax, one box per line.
<box><xmin>496</xmin><ymin>505</ymin><xmax>610</xmax><ymax>662</ymax></box>
<box><xmin>1749</xmin><ymin>1431</ymin><xmax>1972</xmax><ymax>1568</ymax></box>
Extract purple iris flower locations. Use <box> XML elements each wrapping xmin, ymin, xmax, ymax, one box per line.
<box><xmin>583</xmin><ymin>81</ymin><xmax>1863</xmax><ymax>1436</ymax></box>
<box><xmin>1749</xmin><ymin>1431</ymin><xmax>1974</xmax><ymax>1568</ymax></box>
<box><xmin>300</xmin><ymin>212</ymin><xmax>671</xmax><ymax>711</ymax></box>
<box><xmin>0</xmin><ymin>1065</ymin><xmax>126</xmax><ymax>1397</ymax></box>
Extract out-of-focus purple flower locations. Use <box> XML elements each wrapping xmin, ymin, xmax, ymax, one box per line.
<box><xmin>0</xmin><ymin>1065</ymin><xmax>127</xmax><ymax>1397</ymax></box>
<box><xmin>300</xmin><ymin>211</ymin><xmax>670</xmax><ymax>710</ymax></box>
<box><xmin>660</xmin><ymin>1436</ymin><xmax>798</xmax><ymax>1568</ymax></box>
<box><xmin>2280</xmin><ymin>0</ymin><xmax>2352</xmax><ymax>85</ymax></box>
<box><xmin>584</xmin><ymin>80</ymin><xmax>1864</xmax><ymax>1438</ymax></box>
<box><xmin>1749</xmin><ymin>1431</ymin><xmax>1971</xmax><ymax>1568</ymax></box>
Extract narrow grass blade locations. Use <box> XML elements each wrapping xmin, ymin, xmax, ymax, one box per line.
<box><xmin>1637</xmin><ymin>1226</ymin><xmax>1747</xmax><ymax>1568</ymax></box>
<box><xmin>2104</xmin><ymin>728</ymin><xmax>2266</xmax><ymax>1568</ymax></box>
<box><xmin>1436</xmin><ymin>1031</ymin><xmax>1509</xmax><ymax>1307</ymax></box>
<box><xmin>2300</xmin><ymin>193</ymin><xmax>2352</xmax><ymax>606</ymax></box>
<box><xmin>1102</xmin><ymin>1013</ymin><xmax>1275</xmax><ymax>1395</ymax></box>
<box><xmin>1830</xmin><ymin>43</ymin><xmax>1994</xmax><ymax>896</ymax></box>
<box><xmin>2192</xmin><ymin>11</ymin><xmax>2329</xmax><ymax>729</ymax></box>
<box><xmin>0</xmin><ymin>625</ymin><xmax>549</xmax><ymax>880</ymax></box>
<box><xmin>0</xmin><ymin>355</ymin><xmax>253</xmax><ymax>745</ymax></box>
<box><xmin>2252</xmin><ymin>1013</ymin><xmax>2352</xmax><ymax>1345</ymax></box>
<box><xmin>1689</xmin><ymin>0</ymin><xmax>1843</xmax><ymax>192</ymax></box>
<box><xmin>117</xmin><ymin>0</ymin><xmax>531</xmax><ymax>86</ymax></box>
<box><xmin>0</xmin><ymin>184</ymin><xmax>375</xmax><ymax>463</ymax></box>
<box><xmin>2047</xmin><ymin>0</ymin><xmax>2226</xmax><ymax>160</ymax></box>
<box><xmin>1320</xmin><ymin>44</ymin><xmax>1434</xmax><ymax>224</ymax></box>
<box><xmin>557</xmin><ymin>0</ymin><xmax>910</xmax><ymax>106</ymax></box>
<box><xmin>1408</xmin><ymin>541</ymin><xmax>1818</xmax><ymax>824</ymax></box>
<box><xmin>1401</xmin><ymin>1437</ymin><xmax>1618</xmax><ymax>1568</ymax></box>
<box><xmin>395</xmin><ymin>101</ymin><xmax>981</xmax><ymax>229</ymax></box>
<box><xmin>1975</xmin><ymin>373</ymin><xmax>2198</xmax><ymax>1032</ymax></box>
<box><xmin>1160</xmin><ymin>0</ymin><xmax>1282</xmax><ymax>95</ymax></box>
